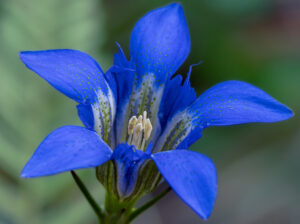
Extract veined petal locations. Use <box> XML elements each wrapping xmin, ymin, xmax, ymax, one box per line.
<box><xmin>151</xmin><ymin>74</ymin><xmax>196</xmax><ymax>145</ymax></box>
<box><xmin>113</xmin><ymin>44</ymin><xmax>164</xmax><ymax>145</ymax></box>
<box><xmin>117</xmin><ymin>3</ymin><xmax>190</xmax><ymax>145</ymax></box>
<box><xmin>153</xmin><ymin>67</ymin><xmax>197</xmax><ymax>152</ymax></box>
<box><xmin>153</xmin><ymin>64</ymin><xmax>200</xmax><ymax>144</ymax></box>
<box><xmin>130</xmin><ymin>3</ymin><xmax>190</xmax><ymax>86</ymax></box>
<box><xmin>20</xmin><ymin>50</ymin><xmax>117</xmax><ymax>146</ymax></box>
<box><xmin>158</xmin><ymin>63</ymin><xmax>200</xmax><ymax>130</ymax></box>
<box><xmin>155</xmin><ymin>81</ymin><xmax>293</xmax><ymax>151</ymax></box>
<box><xmin>91</xmin><ymin>81</ymin><xmax>116</xmax><ymax>147</ymax></box>
<box><xmin>111</xmin><ymin>143</ymin><xmax>149</xmax><ymax>198</ymax></box>
<box><xmin>185</xmin><ymin>80</ymin><xmax>294</xmax><ymax>145</ymax></box>
<box><xmin>159</xmin><ymin>73</ymin><xmax>197</xmax><ymax>129</ymax></box>
<box><xmin>112</xmin><ymin>44</ymin><xmax>135</xmax><ymax>107</ymax></box>
<box><xmin>112</xmin><ymin>44</ymin><xmax>136</xmax><ymax>144</ymax></box>
<box><xmin>19</xmin><ymin>49</ymin><xmax>110</xmax><ymax>104</ymax></box>
<box><xmin>21</xmin><ymin>126</ymin><xmax>112</xmax><ymax>178</ymax></box>
<box><xmin>152</xmin><ymin>150</ymin><xmax>217</xmax><ymax>219</ymax></box>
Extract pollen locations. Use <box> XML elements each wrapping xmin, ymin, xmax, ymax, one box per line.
<box><xmin>127</xmin><ymin>111</ymin><xmax>152</xmax><ymax>151</ymax></box>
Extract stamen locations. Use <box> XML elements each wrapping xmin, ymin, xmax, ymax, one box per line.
<box><xmin>144</xmin><ymin>118</ymin><xmax>152</xmax><ymax>140</ymax></box>
<box><xmin>127</xmin><ymin>111</ymin><xmax>153</xmax><ymax>151</ymax></box>
<box><xmin>137</xmin><ymin>115</ymin><xmax>143</xmax><ymax>126</ymax></box>
<box><xmin>142</xmin><ymin>111</ymin><xmax>147</xmax><ymax>127</ymax></box>
<box><xmin>133</xmin><ymin>123</ymin><xmax>143</xmax><ymax>146</ymax></box>
<box><xmin>141</xmin><ymin>118</ymin><xmax>152</xmax><ymax>151</ymax></box>
<box><xmin>127</xmin><ymin>116</ymin><xmax>137</xmax><ymax>143</ymax></box>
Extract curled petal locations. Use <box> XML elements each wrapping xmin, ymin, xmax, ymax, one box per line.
<box><xmin>111</xmin><ymin>143</ymin><xmax>149</xmax><ymax>198</ymax></box>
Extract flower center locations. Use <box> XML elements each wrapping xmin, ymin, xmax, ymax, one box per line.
<box><xmin>127</xmin><ymin>111</ymin><xmax>152</xmax><ymax>151</ymax></box>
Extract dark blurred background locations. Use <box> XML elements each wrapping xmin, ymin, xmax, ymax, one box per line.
<box><xmin>0</xmin><ymin>0</ymin><xmax>299</xmax><ymax>223</ymax></box>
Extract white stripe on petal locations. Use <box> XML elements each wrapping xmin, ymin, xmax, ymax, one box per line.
<box><xmin>92</xmin><ymin>86</ymin><xmax>116</xmax><ymax>148</ymax></box>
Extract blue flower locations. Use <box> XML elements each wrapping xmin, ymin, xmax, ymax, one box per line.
<box><xmin>19</xmin><ymin>3</ymin><xmax>293</xmax><ymax>220</ymax></box>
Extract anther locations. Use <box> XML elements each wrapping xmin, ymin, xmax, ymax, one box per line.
<box><xmin>144</xmin><ymin>118</ymin><xmax>152</xmax><ymax>140</ymax></box>
<box><xmin>127</xmin><ymin>111</ymin><xmax>153</xmax><ymax>151</ymax></box>
<box><xmin>128</xmin><ymin>116</ymin><xmax>137</xmax><ymax>135</ymax></box>
<box><xmin>137</xmin><ymin>115</ymin><xmax>143</xmax><ymax>125</ymax></box>
<box><xmin>127</xmin><ymin>116</ymin><xmax>137</xmax><ymax>144</ymax></box>
<box><xmin>133</xmin><ymin>123</ymin><xmax>143</xmax><ymax>147</ymax></box>
<box><xmin>142</xmin><ymin>111</ymin><xmax>147</xmax><ymax>127</ymax></box>
<box><xmin>141</xmin><ymin>118</ymin><xmax>152</xmax><ymax>151</ymax></box>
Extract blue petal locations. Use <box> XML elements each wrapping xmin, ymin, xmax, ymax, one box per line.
<box><xmin>76</xmin><ymin>104</ymin><xmax>94</xmax><ymax>130</ymax></box>
<box><xmin>113</xmin><ymin>44</ymin><xmax>135</xmax><ymax>104</ymax></box>
<box><xmin>155</xmin><ymin>81</ymin><xmax>293</xmax><ymax>151</ymax></box>
<box><xmin>20</xmin><ymin>49</ymin><xmax>117</xmax><ymax>145</ymax></box>
<box><xmin>111</xmin><ymin>143</ymin><xmax>149</xmax><ymax>198</ymax></box>
<box><xmin>130</xmin><ymin>3</ymin><xmax>190</xmax><ymax>86</ymax></box>
<box><xmin>111</xmin><ymin>44</ymin><xmax>136</xmax><ymax>144</ymax></box>
<box><xmin>21</xmin><ymin>126</ymin><xmax>112</xmax><ymax>178</ymax></box>
<box><xmin>104</xmin><ymin>68</ymin><xmax>118</xmax><ymax>103</ymax></box>
<box><xmin>151</xmin><ymin>150</ymin><xmax>217</xmax><ymax>219</ymax></box>
<box><xmin>114</xmin><ymin>42</ymin><xmax>133</xmax><ymax>69</ymax></box>
<box><xmin>153</xmin><ymin>64</ymin><xmax>199</xmax><ymax>148</ymax></box>
<box><xmin>116</xmin><ymin>3</ymin><xmax>191</xmax><ymax>144</ymax></box>
<box><xmin>19</xmin><ymin>49</ymin><xmax>110</xmax><ymax>104</ymax></box>
<box><xmin>158</xmin><ymin>73</ymin><xmax>197</xmax><ymax>129</ymax></box>
<box><xmin>186</xmin><ymin>80</ymin><xmax>294</xmax><ymax>144</ymax></box>
<box><xmin>191</xmin><ymin>80</ymin><xmax>293</xmax><ymax>124</ymax></box>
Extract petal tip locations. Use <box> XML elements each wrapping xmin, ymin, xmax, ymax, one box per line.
<box><xmin>163</xmin><ymin>2</ymin><xmax>185</xmax><ymax>20</ymax></box>
<box><xmin>190</xmin><ymin>194</ymin><xmax>215</xmax><ymax>220</ymax></box>
<box><xmin>20</xmin><ymin>173</ymin><xmax>26</xmax><ymax>178</ymax></box>
<box><xmin>19</xmin><ymin>50</ymin><xmax>37</xmax><ymax>65</ymax></box>
<box><xmin>20</xmin><ymin>170</ymin><xmax>30</xmax><ymax>178</ymax></box>
<box><xmin>167</xmin><ymin>2</ymin><xmax>183</xmax><ymax>10</ymax></box>
<box><xmin>276</xmin><ymin>105</ymin><xmax>294</xmax><ymax>121</ymax></box>
<box><xmin>20</xmin><ymin>165</ymin><xmax>35</xmax><ymax>178</ymax></box>
<box><xmin>19</xmin><ymin>51</ymin><xmax>27</xmax><ymax>60</ymax></box>
<box><xmin>287</xmin><ymin>107</ymin><xmax>294</xmax><ymax>118</ymax></box>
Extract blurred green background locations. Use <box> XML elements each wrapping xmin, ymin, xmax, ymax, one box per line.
<box><xmin>0</xmin><ymin>0</ymin><xmax>299</xmax><ymax>223</ymax></box>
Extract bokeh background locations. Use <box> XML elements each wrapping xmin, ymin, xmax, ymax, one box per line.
<box><xmin>0</xmin><ymin>0</ymin><xmax>299</xmax><ymax>223</ymax></box>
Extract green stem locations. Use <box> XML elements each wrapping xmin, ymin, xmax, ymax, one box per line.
<box><xmin>129</xmin><ymin>187</ymin><xmax>172</xmax><ymax>222</ymax></box>
<box><xmin>71</xmin><ymin>171</ymin><xmax>104</xmax><ymax>222</ymax></box>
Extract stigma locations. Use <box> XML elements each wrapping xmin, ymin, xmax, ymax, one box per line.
<box><xmin>127</xmin><ymin>111</ymin><xmax>152</xmax><ymax>151</ymax></box>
